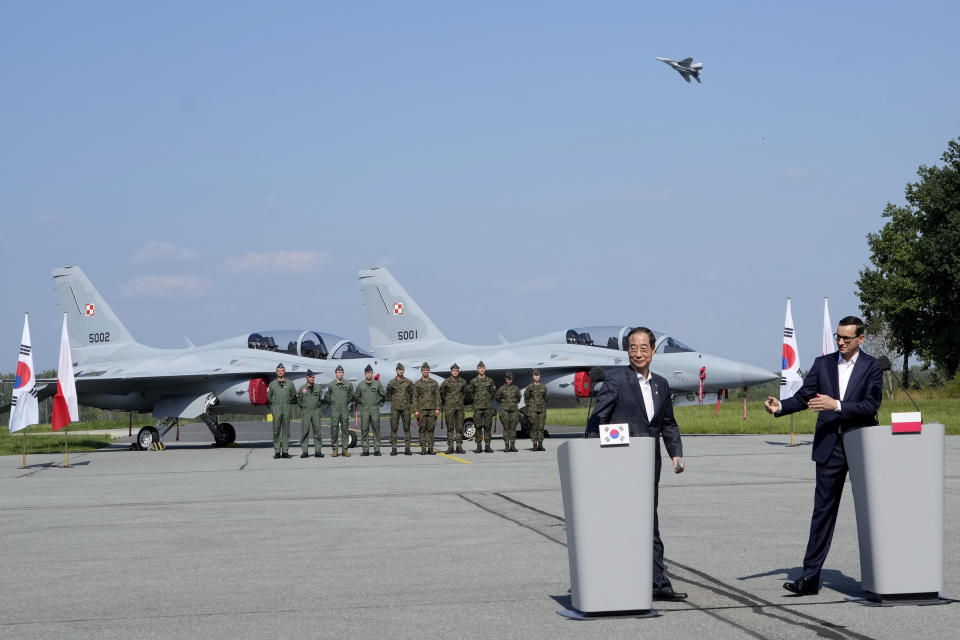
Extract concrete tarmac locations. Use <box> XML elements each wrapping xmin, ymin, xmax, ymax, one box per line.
<box><xmin>1</xmin><ymin>425</ymin><xmax>957</xmax><ymax>640</ymax></box>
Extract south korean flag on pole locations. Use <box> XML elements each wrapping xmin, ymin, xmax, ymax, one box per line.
<box><xmin>780</xmin><ymin>298</ymin><xmax>802</xmax><ymax>401</ymax></box>
<box><xmin>9</xmin><ymin>313</ymin><xmax>39</xmax><ymax>433</ymax></box>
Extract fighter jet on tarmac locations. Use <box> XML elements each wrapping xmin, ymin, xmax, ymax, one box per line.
<box><xmin>37</xmin><ymin>266</ymin><xmax>382</xmax><ymax>450</ymax></box>
<box><xmin>656</xmin><ymin>56</ymin><xmax>703</xmax><ymax>83</ymax></box>
<box><xmin>358</xmin><ymin>267</ymin><xmax>776</xmax><ymax>435</ymax></box>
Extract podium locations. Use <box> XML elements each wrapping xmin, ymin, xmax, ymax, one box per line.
<box><xmin>843</xmin><ymin>423</ymin><xmax>944</xmax><ymax>604</ymax></box>
<box><xmin>557</xmin><ymin>439</ymin><xmax>655</xmax><ymax>618</ymax></box>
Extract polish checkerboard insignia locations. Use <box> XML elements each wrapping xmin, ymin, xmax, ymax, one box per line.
<box><xmin>84</xmin><ymin>304</ymin><xmax>96</xmax><ymax>316</ymax></box>
<box><xmin>393</xmin><ymin>302</ymin><xmax>404</xmax><ymax>315</ymax></box>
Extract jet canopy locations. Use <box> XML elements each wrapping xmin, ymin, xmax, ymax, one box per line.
<box><xmin>564</xmin><ymin>326</ymin><xmax>696</xmax><ymax>353</ymax></box>
<box><xmin>247</xmin><ymin>330</ymin><xmax>372</xmax><ymax>360</ymax></box>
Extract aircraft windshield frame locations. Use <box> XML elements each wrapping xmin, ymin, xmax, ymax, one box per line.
<box><xmin>246</xmin><ymin>330</ymin><xmax>372</xmax><ymax>360</ymax></box>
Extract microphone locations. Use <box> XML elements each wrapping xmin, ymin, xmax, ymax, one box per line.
<box><xmin>877</xmin><ymin>356</ymin><xmax>920</xmax><ymax>413</ymax></box>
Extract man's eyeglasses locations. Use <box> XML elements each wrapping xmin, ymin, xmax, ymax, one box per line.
<box><xmin>834</xmin><ymin>333</ymin><xmax>860</xmax><ymax>343</ymax></box>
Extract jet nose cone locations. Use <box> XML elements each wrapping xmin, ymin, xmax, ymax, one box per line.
<box><xmin>739</xmin><ymin>363</ymin><xmax>779</xmax><ymax>387</ymax></box>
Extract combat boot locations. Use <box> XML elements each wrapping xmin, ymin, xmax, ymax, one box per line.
<box><xmin>456</xmin><ymin>445</ymin><xmax>465</xmax><ymax>454</ymax></box>
<box><xmin>404</xmin><ymin>447</ymin><xmax>412</xmax><ymax>456</ymax></box>
<box><xmin>475</xmin><ymin>443</ymin><xmax>483</xmax><ymax>453</ymax></box>
<box><xmin>331</xmin><ymin>451</ymin><xmax>339</xmax><ymax>457</ymax></box>
<box><xmin>373</xmin><ymin>451</ymin><xmax>381</xmax><ymax>456</ymax></box>
<box><xmin>391</xmin><ymin>448</ymin><xmax>398</xmax><ymax>456</ymax></box>
<box><xmin>342</xmin><ymin>450</ymin><xmax>351</xmax><ymax>457</ymax></box>
<box><xmin>361</xmin><ymin>450</ymin><xmax>369</xmax><ymax>456</ymax></box>
<box><xmin>315</xmin><ymin>452</ymin><xmax>324</xmax><ymax>458</ymax></box>
<box><xmin>445</xmin><ymin>446</ymin><xmax>454</xmax><ymax>454</ymax></box>
<box><xmin>484</xmin><ymin>444</ymin><xmax>494</xmax><ymax>453</ymax></box>
<box><xmin>301</xmin><ymin>452</ymin><xmax>309</xmax><ymax>458</ymax></box>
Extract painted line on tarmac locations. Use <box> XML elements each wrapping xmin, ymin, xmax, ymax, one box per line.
<box><xmin>437</xmin><ymin>453</ymin><xmax>471</xmax><ymax>464</ymax></box>
<box><xmin>462</xmin><ymin>491</ymin><xmax>876</xmax><ymax>640</ymax></box>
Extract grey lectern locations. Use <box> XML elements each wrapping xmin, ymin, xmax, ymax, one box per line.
<box><xmin>843</xmin><ymin>423</ymin><xmax>945</xmax><ymax>604</ymax></box>
<box><xmin>557</xmin><ymin>439</ymin><xmax>656</xmax><ymax>618</ymax></box>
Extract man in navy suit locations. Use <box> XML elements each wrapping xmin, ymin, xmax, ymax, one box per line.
<box><xmin>765</xmin><ymin>315</ymin><xmax>883</xmax><ymax>596</ymax></box>
<box><xmin>586</xmin><ymin>326</ymin><xmax>687</xmax><ymax>602</ymax></box>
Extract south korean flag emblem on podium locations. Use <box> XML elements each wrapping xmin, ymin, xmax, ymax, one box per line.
<box><xmin>600</xmin><ymin>423</ymin><xmax>630</xmax><ymax>446</ymax></box>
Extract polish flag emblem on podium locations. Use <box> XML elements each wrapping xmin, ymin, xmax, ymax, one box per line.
<box><xmin>891</xmin><ymin>411</ymin><xmax>922</xmax><ymax>434</ymax></box>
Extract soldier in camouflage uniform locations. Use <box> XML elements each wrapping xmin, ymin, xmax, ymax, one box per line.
<box><xmin>468</xmin><ymin>360</ymin><xmax>496</xmax><ymax>453</ymax></box>
<box><xmin>495</xmin><ymin>371</ymin><xmax>522</xmax><ymax>452</ymax></box>
<box><xmin>413</xmin><ymin>362</ymin><xmax>441</xmax><ymax>455</ymax></box>
<box><xmin>298</xmin><ymin>369</ymin><xmax>325</xmax><ymax>458</ymax></box>
<box><xmin>440</xmin><ymin>363</ymin><xmax>468</xmax><ymax>454</ymax></box>
<box><xmin>325</xmin><ymin>364</ymin><xmax>354</xmax><ymax>457</ymax></box>
<box><xmin>386</xmin><ymin>363</ymin><xmax>414</xmax><ymax>455</ymax></box>
<box><xmin>267</xmin><ymin>363</ymin><xmax>297</xmax><ymax>459</ymax></box>
<box><xmin>523</xmin><ymin>368</ymin><xmax>549</xmax><ymax>451</ymax></box>
<box><xmin>354</xmin><ymin>364</ymin><xmax>385</xmax><ymax>456</ymax></box>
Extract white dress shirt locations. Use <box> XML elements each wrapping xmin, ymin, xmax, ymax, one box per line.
<box><xmin>636</xmin><ymin>369</ymin><xmax>655</xmax><ymax>419</ymax></box>
<box><xmin>836</xmin><ymin>349</ymin><xmax>860</xmax><ymax>412</ymax></box>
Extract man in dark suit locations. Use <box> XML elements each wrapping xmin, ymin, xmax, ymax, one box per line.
<box><xmin>585</xmin><ymin>326</ymin><xmax>687</xmax><ymax>602</ymax></box>
<box><xmin>765</xmin><ymin>315</ymin><xmax>883</xmax><ymax>596</ymax></box>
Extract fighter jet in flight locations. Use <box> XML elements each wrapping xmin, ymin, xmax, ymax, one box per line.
<box><xmin>656</xmin><ymin>56</ymin><xmax>703</xmax><ymax>83</ymax></box>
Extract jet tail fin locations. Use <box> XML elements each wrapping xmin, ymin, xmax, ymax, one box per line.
<box><xmin>357</xmin><ymin>267</ymin><xmax>448</xmax><ymax>356</ymax></box>
<box><xmin>52</xmin><ymin>266</ymin><xmax>137</xmax><ymax>357</ymax></box>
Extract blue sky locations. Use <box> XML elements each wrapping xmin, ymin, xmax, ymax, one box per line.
<box><xmin>2</xmin><ymin>1</ymin><xmax>958</xmax><ymax>373</ymax></box>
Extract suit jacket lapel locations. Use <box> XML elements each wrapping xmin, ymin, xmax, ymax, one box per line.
<box><xmin>625</xmin><ymin>367</ymin><xmax>649</xmax><ymax>424</ymax></box>
<box><xmin>827</xmin><ymin>355</ymin><xmax>840</xmax><ymax>400</ymax></box>
<box><xmin>843</xmin><ymin>352</ymin><xmax>867</xmax><ymax>401</ymax></box>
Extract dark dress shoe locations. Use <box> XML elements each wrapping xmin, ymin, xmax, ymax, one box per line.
<box><xmin>652</xmin><ymin>588</ymin><xmax>688</xmax><ymax>601</ymax></box>
<box><xmin>783</xmin><ymin>577</ymin><xmax>819</xmax><ymax>596</ymax></box>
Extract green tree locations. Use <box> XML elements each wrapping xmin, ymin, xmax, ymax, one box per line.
<box><xmin>858</xmin><ymin>138</ymin><xmax>960</xmax><ymax>383</ymax></box>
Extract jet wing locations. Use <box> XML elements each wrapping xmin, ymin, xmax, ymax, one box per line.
<box><xmin>680</xmin><ymin>71</ymin><xmax>692</xmax><ymax>83</ymax></box>
<box><xmin>679</xmin><ymin>57</ymin><xmax>693</xmax><ymax>65</ymax></box>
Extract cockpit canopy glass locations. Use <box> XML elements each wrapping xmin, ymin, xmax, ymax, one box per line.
<box><xmin>564</xmin><ymin>326</ymin><xmax>697</xmax><ymax>353</ymax></box>
<box><xmin>247</xmin><ymin>330</ymin><xmax>372</xmax><ymax>360</ymax></box>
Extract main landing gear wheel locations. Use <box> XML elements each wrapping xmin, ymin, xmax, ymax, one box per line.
<box><xmin>213</xmin><ymin>423</ymin><xmax>237</xmax><ymax>446</ymax></box>
<box><xmin>462</xmin><ymin>419</ymin><xmax>476</xmax><ymax>441</ymax></box>
<box><xmin>136</xmin><ymin>426</ymin><xmax>162</xmax><ymax>450</ymax></box>
<box><xmin>348</xmin><ymin>431</ymin><xmax>358</xmax><ymax>448</ymax></box>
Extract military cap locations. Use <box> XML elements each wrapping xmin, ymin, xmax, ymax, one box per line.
<box><xmin>396</xmin><ymin>362</ymin><xmax>405</xmax><ymax>370</ymax></box>
<box><xmin>420</xmin><ymin>362</ymin><xmax>430</xmax><ymax>370</ymax></box>
<box><xmin>364</xmin><ymin>364</ymin><xmax>373</xmax><ymax>373</ymax></box>
<box><xmin>531</xmin><ymin>368</ymin><xmax>541</xmax><ymax>376</ymax></box>
<box><xmin>306</xmin><ymin>369</ymin><xmax>315</xmax><ymax>376</ymax></box>
<box><xmin>505</xmin><ymin>371</ymin><xmax>514</xmax><ymax>379</ymax></box>
<box><xmin>335</xmin><ymin>364</ymin><xmax>344</xmax><ymax>372</ymax></box>
<box><xmin>276</xmin><ymin>363</ymin><xmax>285</xmax><ymax>369</ymax></box>
<box><xmin>477</xmin><ymin>360</ymin><xmax>485</xmax><ymax>368</ymax></box>
<box><xmin>450</xmin><ymin>363</ymin><xmax>460</xmax><ymax>370</ymax></box>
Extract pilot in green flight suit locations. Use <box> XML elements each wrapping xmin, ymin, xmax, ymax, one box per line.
<box><xmin>354</xmin><ymin>364</ymin><xmax>386</xmax><ymax>455</ymax></box>
<box><xmin>298</xmin><ymin>369</ymin><xmax>324</xmax><ymax>458</ymax></box>
<box><xmin>325</xmin><ymin>365</ymin><xmax>354</xmax><ymax>457</ymax></box>
<box><xmin>267</xmin><ymin>363</ymin><xmax>297</xmax><ymax>458</ymax></box>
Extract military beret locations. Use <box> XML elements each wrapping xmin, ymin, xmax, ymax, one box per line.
<box><xmin>450</xmin><ymin>363</ymin><xmax>459</xmax><ymax>370</ymax></box>
<box><xmin>421</xmin><ymin>362</ymin><xmax>430</xmax><ymax>370</ymax></box>
<box><xmin>477</xmin><ymin>360</ymin><xmax>485</xmax><ymax>368</ymax></box>
<box><xmin>276</xmin><ymin>363</ymin><xmax>285</xmax><ymax>369</ymax></box>
<box><xmin>531</xmin><ymin>368</ymin><xmax>541</xmax><ymax>376</ymax></box>
<box><xmin>335</xmin><ymin>365</ymin><xmax>344</xmax><ymax>372</ymax></box>
<box><xmin>364</xmin><ymin>364</ymin><xmax>373</xmax><ymax>372</ymax></box>
<box><xmin>396</xmin><ymin>363</ymin><xmax>405</xmax><ymax>370</ymax></box>
<box><xmin>505</xmin><ymin>371</ymin><xmax>513</xmax><ymax>379</ymax></box>
<box><xmin>306</xmin><ymin>369</ymin><xmax>315</xmax><ymax>376</ymax></box>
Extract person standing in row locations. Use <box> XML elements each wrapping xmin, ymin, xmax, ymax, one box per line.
<box><xmin>468</xmin><ymin>360</ymin><xmax>496</xmax><ymax>454</ymax></box>
<box><xmin>413</xmin><ymin>362</ymin><xmax>441</xmax><ymax>455</ymax></box>
<box><xmin>299</xmin><ymin>369</ymin><xmax>324</xmax><ymax>458</ymax></box>
<box><xmin>495</xmin><ymin>371</ymin><xmax>521</xmax><ymax>452</ymax></box>
<box><xmin>267</xmin><ymin>363</ymin><xmax>297</xmax><ymax>459</ymax></box>
<box><xmin>326</xmin><ymin>364</ymin><xmax>354</xmax><ymax>458</ymax></box>
<box><xmin>355</xmin><ymin>364</ymin><xmax>386</xmax><ymax>456</ymax></box>
<box><xmin>523</xmin><ymin>369</ymin><xmax>549</xmax><ymax>452</ymax></box>
<box><xmin>386</xmin><ymin>363</ymin><xmax>414</xmax><ymax>456</ymax></box>
<box><xmin>440</xmin><ymin>363</ymin><xmax>468</xmax><ymax>454</ymax></box>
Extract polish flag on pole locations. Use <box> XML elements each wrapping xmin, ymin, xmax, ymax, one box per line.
<box><xmin>9</xmin><ymin>313</ymin><xmax>39</xmax><ymax>433</ymax></box>
<box><xmin>780</xmin><ymin>298</ymin><xmax>802</xmax><ymax>402</ymax></box>
<box><xmin>821</xmin><ymin>297</ymin><xmax>833</xmax><ymax>357</ymax></box>
<box><xmin>52</xmin><ymin>313</ymin><xmax>79</xmax><ymax>432</ymax></box>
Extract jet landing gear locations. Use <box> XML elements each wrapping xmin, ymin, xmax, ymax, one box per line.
<box><xmin>135</xmin><ymin>417</ymin><xmax>175</xmax><ymax>450</ymax></box>
<box><xmin>201</xmin><ymin>412</ymin><xmax>237</xmax><ymax>447</ymax></box>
